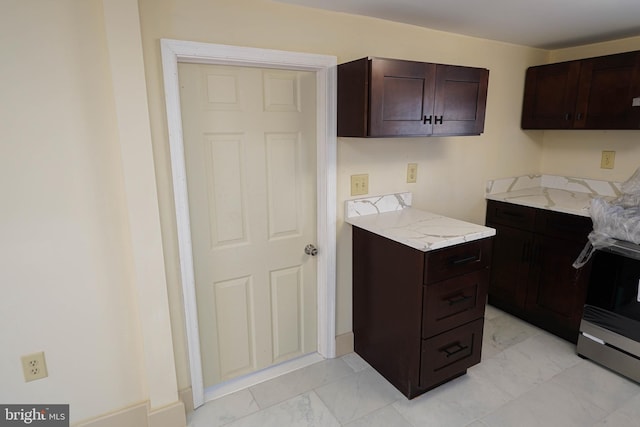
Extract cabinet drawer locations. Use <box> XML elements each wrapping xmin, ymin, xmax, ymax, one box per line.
<box><xmin>424</xmin><ymin>238</ymin><xmax>493</xmax><ymax>284</ymax></box>
<box><xmin>420</xmin><ymin>318</ymin><xmax>483</xmax><ymax>389</ymax></box>
<box><xmin>486</xmin><ymin>200</ymin><xmax>536</xmax><ymax>230</ymax></box>
<box><xmin>534</xmin><ymin>209</ymin><xmax>592</xmax><ymax>242</ymax></box>
<box><xmin>422</xmin><ymin>269</ymin><xmax>489</xmax><ymax>338</ymax></box>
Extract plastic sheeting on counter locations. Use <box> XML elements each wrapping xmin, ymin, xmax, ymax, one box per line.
<box><xmin>573</xmin><ymin>167</ymin><xmax>640</xmax><ymax>268</ymax></box>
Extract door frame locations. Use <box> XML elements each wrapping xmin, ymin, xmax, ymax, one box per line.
<box><xmin>160</xmin><ymin>39</ymin><xmax>337</xmax><ymax>408</ymax></box>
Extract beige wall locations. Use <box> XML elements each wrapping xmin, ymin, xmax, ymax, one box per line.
<box><xmin>137</xmin><ymin>0</ymin><xmax>548</xmax><ymax>391</ymax></box>
<box><xmin>0</xmin><ymin>0</ymin><xmax>146</xmax><ymax>422</ymax></box>
<box><xmin>1</xmin><ymin>0</ymin><xmax>182</xmax><ymax>425</ymax></box>
<box><xmin>540</xmin><ymin>36</ymin><xmax>640</xmax><ymax>183</ymax></box>
<box><xmin>3</xmin><ymin>0</ymin><xmax>637</xmax><ymax>421</ymax></box>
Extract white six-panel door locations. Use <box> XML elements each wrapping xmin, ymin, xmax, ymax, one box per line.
<box><xmin>178</xmin><ymin>63</ymin><xmax>317</xmax><ymax>388</ymax></box>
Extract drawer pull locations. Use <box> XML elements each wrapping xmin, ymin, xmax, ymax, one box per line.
<box><xmin>548</xmin><ymin>221</ymin><xmax>584</xmax><ymax>232</ymax></box>
<box><xmin>521</xmin><ymin>241</ymin><xmax>531</xmax><ymax>262</ymax></box>
<box><xmin>501</xmin><ymin>210</ymin><xmax>524</xmax><ymax>218</ymax></box>
<box><xmin>441</xmin><ymin>342</ymin><xmax>469</xmax><ymax>358</ymax></box>
<box><xmin>451</xmin><ymin>255</ymin><xmax>478</xmax><ymax>265</ymax></box>
<box><xmin>446</xmin><ymin>294</ymin><xmax>473</xmax><ymax>306</ymax></box>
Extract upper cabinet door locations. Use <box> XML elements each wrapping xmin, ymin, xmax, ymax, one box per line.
<box><xmin>369</xmin><ymin>58</ymin><xmax>436</xmax><ymax>136</ymax></box>
<box><xmin>337</xmin><ymin>57</ymin><xmax>489</xmax><ymax>137</ymax></box>
<box><xmin>575</xmin><ymin>51</ymin><xmax>640</xmax><ymax>129</ymax></box>
<box><xmin>433</xmin><ymin>65</ymin><xmax>489</xmax><ymax>136</ymax></box>
<box><xmin>521</xmin><ymin>61</ymin><xmax>581</xmax><ymax>129</ymax></box>
<box><xmin>521</xmin><ymin>50</ymin><xmax>640</xmax><ymax>130</ymax></box>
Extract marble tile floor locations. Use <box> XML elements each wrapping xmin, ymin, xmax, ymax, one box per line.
<box><xmin>188</xmin><ymin>305</ymin><xmax>640</xmax><ymax>427</ymax></box>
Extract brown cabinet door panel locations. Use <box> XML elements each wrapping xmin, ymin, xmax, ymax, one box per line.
<box><xmin>434</xmin><ymin>65</ymin><xmax>489</xmax><ymax>135</ymax></box>
<box><xmin>521</xmin><ymin>61</ymin><xmax>581</xmax><ymax>129</ymax></box>
<box><xmin>575</xmin><ymin>51</ymin><xmax>640</xmax><ymax>129</ymax></box>
<box><xmin>370</xmin><ymin>58</ymin><xmax>436</xmax><ymax>136</ymax></box>
<box><xmin>486</xmin><ymin>223</ymin><xmax>531</xmax><ymax>311</ymax></box>
<box><xmin>525</xmin><ymin>235</ymin><xmax>591</xmax><ymax>342</ymax></box>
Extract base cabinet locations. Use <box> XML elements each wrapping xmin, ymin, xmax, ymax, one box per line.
<box><xmin>485</xmin><ymin>200</ymin><xmax>593</xmax><ymax>342</ymax></box>
<box><xmin>352</xmin><ymin>226</ymin><xmax>492</xmax><ymax>398</ymax></box>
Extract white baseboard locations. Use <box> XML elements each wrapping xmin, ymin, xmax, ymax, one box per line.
<box><xmin>74</xmin><ymin>400</ymin><xmax>185</xmax><ymax>427</ymax></box>
<box><xmin>178</xmin><ymin>387</ymin><xmax>194</xmax><ymax>415</ymax></box>
<box><xmin>148</xmin><ymin>401</ymin><xmax>187</xmax><ymax>427</ymax></box>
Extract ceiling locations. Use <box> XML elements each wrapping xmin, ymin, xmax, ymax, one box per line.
<box><xmin>275</xmin><ymin>0</ymin><xmax>640</xmax><ymax>49</ymax></box>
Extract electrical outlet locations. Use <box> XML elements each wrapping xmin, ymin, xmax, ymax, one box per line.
<box><xmin>351</xmin><ymin>174</ymin><xmax>369</xmax><ymax>196</ymax></box>
<box><xmin>21</xmin><ymin>351</ymin><xmax>48</xmax><ymax>382</ymax></box>
<box><xmin>407</xmin><ymin>163</ymin><xmax>418</xmax><ymax>183</ymax></box>
<box><xmin>601</xmin><ymin>151</ymin><xmax>615</xmax><ymax>169</ymax></box>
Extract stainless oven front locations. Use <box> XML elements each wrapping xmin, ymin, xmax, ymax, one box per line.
<box><xmin>577</xmin><ymin>239</ymin><xmax>640</xmax><ymax>383</ymax></box>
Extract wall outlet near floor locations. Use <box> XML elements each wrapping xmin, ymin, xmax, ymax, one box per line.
<box><xmin>350</xmin><ymin>174</ymin><xmax>369</xmax><ymax>196</ymax></box>
<box><xmin>21</xmin><ymin>351</ymin><xmax>48</xmax><ymax>382</ymax></box>
<box><xmin>601</xmin><ymin>151</ymin><xmax>615</xmax><ymax>169</ymax></box>
<box><xmin>406</xmin><ymin>163</ymin><xmax>418</xmax><ymax>183</ymax></box>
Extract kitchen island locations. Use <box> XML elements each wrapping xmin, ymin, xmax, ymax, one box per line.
<box><xmin>346</xmin><ymin>193</ymin><xmax>495</xmax><ymax>398</ymax></box>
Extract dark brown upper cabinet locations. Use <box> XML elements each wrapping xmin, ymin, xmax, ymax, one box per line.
<box><xmin>522</xmin><ymin>50</ymin><xmax>640</xmax><ymax>129</ymax></box>
<box><xmin>337</xmin><ymin>57</ymin><xmax>489</xmax><ymax>137</ymax></box>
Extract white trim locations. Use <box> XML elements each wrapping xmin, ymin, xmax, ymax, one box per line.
<box><xmin>160</xmin><ymin>39</ymin><xmax>337</xmax><ymax>409</ymax></box>
<box><xmin>75</xmin><ymin>401</ymin><xmax>186</xmax><ymax>427</ymax></box>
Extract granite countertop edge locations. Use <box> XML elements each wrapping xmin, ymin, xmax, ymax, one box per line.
<box><xmin>345</xmin><ymin>195</ymin><xmax>496</xmax><ymax>252</ymax></box>
<box><xmin>484</xmin><ymin>174</ymin><xmax>622</xmax><ymax>218</ymax></box>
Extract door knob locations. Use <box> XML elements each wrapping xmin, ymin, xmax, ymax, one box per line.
<box><xmin>304</xmin><ymin>244</ymin><xmax>318</xmax><ymax>256</ymax></box>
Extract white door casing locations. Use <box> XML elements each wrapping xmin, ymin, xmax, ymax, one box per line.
<box><xmin>160</xmin><ymin>39</ymin><xmax>337</xmax><ymax>408</ymax></box>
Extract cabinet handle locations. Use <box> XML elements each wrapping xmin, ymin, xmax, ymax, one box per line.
<box><xmin>548</xmin><ymin>220</ymin><xmax>583</xmax><ymax>233</ymax></box>
<box><xmin>564</xmin><ymin>113</ymin><xmax>572</xmax><ymax>121</ymax></box>
<box><xmin>521</xmin><ymin>241</ymin><xmax>531</xmax><ymax>262</ymax></box>
<box><xmin>451</xmin><ymin>255</ymin><xmax>478</xmax><ymax>265</ymax></box>
<box><xmin>531</xmin><ymin>244</ymin><xmax>541</xmax><ymax>266</ymax></box>
<box><xmin>423</xmin><ymin>115</ymin><xmax>433</xmax><ymax>124</ymax></box>
<box><xmin>446</xmin><ymin>294</ymin><xmax>473</xmax><ymax>306</ymax></box>
<box><xmin>576</xmin><ymin>112</ymin><xmax>583</xmax><ymax>120</ymax></box>
<box><xmin>441</xmin><ymin>342</ymin><xmax>469</xmax><ymax>358</ymax></box>
<box><xmin>501</xmin><ymin>210</ymin><xmax>524</xmax><ymax>219</ymax></box>
<box><xmin>434</xmin><ymin>115</ymin><xmax>443</xmax><ymax>125</ymax></box>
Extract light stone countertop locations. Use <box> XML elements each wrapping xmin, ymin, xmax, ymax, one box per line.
<box><xmin>345</xmin><ymin>193</ymin><xmax>496</xmax><ymax>252</ymax></box>
<box><xmin>485</xmin><ymin>174</ymin><xmax>622</xmax><ymax>217</ymax></box>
